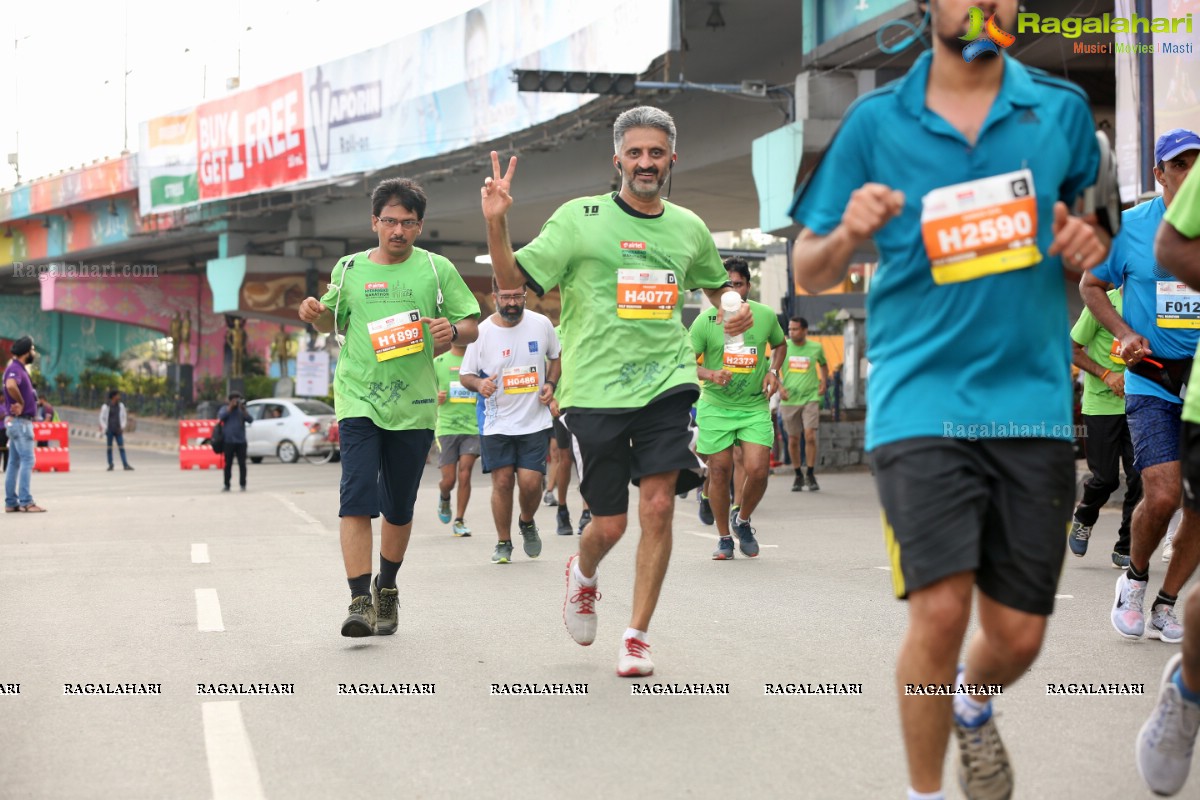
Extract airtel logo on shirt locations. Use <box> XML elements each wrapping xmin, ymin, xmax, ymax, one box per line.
<box><xmin>620</xmin><ymin>241</ymin><xmax>646</xmax><ymax>250</ymax></box>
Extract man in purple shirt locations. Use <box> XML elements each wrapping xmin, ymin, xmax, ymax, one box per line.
<box><xmin>4</xmin><ymin>336</ymin><xmax>45</xmax><ymax>513</ymax></box>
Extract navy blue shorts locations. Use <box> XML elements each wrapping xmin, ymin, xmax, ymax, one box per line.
<box><xmin>337</xmin><ymin>417</ymin><xmax>433</xmax><ymax>525</ymax></box>
<box><xmin>1126</xmin><ymin>394</ymin><xmax>1183</xmax><ymax>472</ymax></box>
<box><xmin>480</xmin><ymin>430</ymin><xmax>550</xmax><ymax>474</ymax></box>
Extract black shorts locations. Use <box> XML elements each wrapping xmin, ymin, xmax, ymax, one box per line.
<box><xmin>1182</xmin><ymin>421</ymin><xmax>1200</xmax><ymax>512</ymax></box>
<box><xmin>561</xmin><ymin>389</ymin><xmax>704</xmax><ymax>517</ymax></box>
<box><xmin>480</xmin><ymin>430</ymin><xmax>550</xmax><ymax>475</ymax></box>
<box><xmin>872</xmin><ymin>437</ymin><xmax>1074</xmax><ymax>616</ymax></box>
<box><xmin>337</xmin><ymin>417</ymin><xmax>433</xmax><ymax>525</ymax></box>
<box><xmin>553</xmin><ymin>417</ymin><xmax>572</xmax><ymax>450</ymax></box>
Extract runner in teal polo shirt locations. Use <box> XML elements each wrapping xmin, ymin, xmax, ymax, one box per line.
<box><xmin>789</xmin><ymin>2</ymin><xmax>1111</xmax><ymax>796</ymax></box>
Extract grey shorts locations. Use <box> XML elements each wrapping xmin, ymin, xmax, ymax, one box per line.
<box><xmin>436</xmin><ymin>434</ymin><xmax>480</xmax><ymax>468</ymax></box>
<box><xmin>872</xmin><ymin>437</ymin><xmax>1074</xmax><ymax>616</ymax></box>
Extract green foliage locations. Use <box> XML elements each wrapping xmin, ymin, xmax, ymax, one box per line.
<box><xmin>85</xmin><ymin>350</ymin><xmax>124</xmax><ymax>372</ymax></box>
<box><xmin>196</xmin><ymin>376</ymin><xmax>224</xmax><ymax>402</ymax></box>
<box><xmin>54</xmin><ymin>373</ymin><xmax>72</xmax><ymax>394</ymax></box>
<box><xmin>815</xmin><ymin>310</ymin><xmax>846</xmax><ymax>335</ymax></box>
<box><xmin>243</xmin><ymin>354</ymin><xmax>266</xmax><ymax>377</ymax></box>
<box><xmin>244</xmin><ymin>376</ymin><xmax>276</xmax><ymax>400</ymax></box>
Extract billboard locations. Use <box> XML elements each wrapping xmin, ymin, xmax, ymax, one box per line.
<box><xmin>137</xmin><ymin>0</ymin><xmax>678</xmax><ymax>214</ymax></box>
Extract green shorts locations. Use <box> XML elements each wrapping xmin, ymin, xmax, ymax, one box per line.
<box><xmin>695</xmin><ymin>401</ymin><xmax>774</xmax><ymax>455</ymax></box>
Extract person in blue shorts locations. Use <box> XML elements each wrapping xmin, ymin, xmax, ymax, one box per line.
<box><xmin>789</xmin><ymin>1</ymin><xmax>1112</xmax><ymax>797</ymax></box>
<box><xmin>1081</xmin><ymin>128</ymin><xmax>1200</xmax><ymax>648</ymax></box>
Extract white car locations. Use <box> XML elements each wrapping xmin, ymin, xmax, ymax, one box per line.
<box><xmin>245</xmin><ymin>398</ymin><xmax>336</xmax><ymax>463</ymax></box>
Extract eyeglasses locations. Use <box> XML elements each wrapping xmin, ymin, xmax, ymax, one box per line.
<box><xmin>375</xmin><ymin>216</ymin><xmax>421</xmax><ymax>230</ymax></box>
<box><xmin>495</xmin><ymin>292</ymin><xmax>527</xmax><ymax>301</ymax></box>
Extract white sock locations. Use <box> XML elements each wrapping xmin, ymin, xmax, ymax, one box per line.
<box><xmin>624</xmin><ymin>627</ymin><xmax>648</xmax><ymax>643</ymax></box>
<box><xmin>573</xmin><ymin>562</ymin><xmax>597</xmax><ymax>587</ymax></box>
<box><xmin>907</xmin><ymin>789</ymin><xmax>944</xmax><ymax>800</ymax></box>
<box><xmin>735</xmin><ymin>513</ymin><xmax>750</xmax><ymax>526</ymax></box>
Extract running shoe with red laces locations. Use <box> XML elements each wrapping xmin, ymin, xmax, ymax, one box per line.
<box><xmin>617</xmin><ymin>637</ymin><xmax>654</xmax><ymax>677</ymax></box>
<box><xmin>563</xmin><ymin>554</ymin><xmax>600</xmax><ymax>645</ymax></box>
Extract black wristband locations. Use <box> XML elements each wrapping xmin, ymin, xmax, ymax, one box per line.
<box><xmin>544</xmin><ymin>380</ymin><xmax>557</xmax><ymax>390</ymax></box>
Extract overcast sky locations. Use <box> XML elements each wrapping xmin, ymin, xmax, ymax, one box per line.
<box><xmin>1</xmin><ymin>0</ymin><xmax>480</xmax><ymax>189</ymax></box>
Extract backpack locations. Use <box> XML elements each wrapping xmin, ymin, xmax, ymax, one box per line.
<box><xmin>210</xmin><ymin>419</ymin><xmax>225</xmax><ymax>454</ymax></box>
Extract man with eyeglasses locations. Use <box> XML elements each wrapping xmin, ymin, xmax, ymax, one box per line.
<box><xmin>459</xmin><ymin>279</ymin><xmax>560</xmax><ymax>564</ymax></box>
<box><xmin>689</xmin><ymin>256</ymin><xmax>786</xmax><ymax>559</ymax></box>
<box><xmin>480</xmin><ymin>105</ymin><xmax>752</xmax><ymax>677</ymax></box>
<box><xmin>299</xmin><ymin>177</ymin><xmax>480</xmax><ymax>638</ymax></box>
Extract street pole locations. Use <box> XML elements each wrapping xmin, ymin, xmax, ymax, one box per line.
<box><xmin>1136</xmin><ymin>0</ymin><xmax>1154</xmax><ymax>197</ymax></box>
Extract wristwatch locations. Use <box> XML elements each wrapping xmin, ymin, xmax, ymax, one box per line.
<box><xmin>768</xmin><ymin>368</ymin><xmax>780</xmax><ymax>377</ymax></box>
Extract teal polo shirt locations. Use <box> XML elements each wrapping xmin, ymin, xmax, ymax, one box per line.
<box><xmin>1090</xmin><ymin>197</ymin><xmax>1198</xmax><ymax>405</ymax></box>
<box><xmin>789</xmin><ymin>51</ymin><xmax>1099</xmax><ymax>450</ymax></box>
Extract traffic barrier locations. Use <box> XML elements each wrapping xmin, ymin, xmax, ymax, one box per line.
<box><xmin>179</xmin><ymin>420</ymin><xmax>225</xmax><ymax>470</ymax></box>
<box><xmin>32</xmin><ymin>422</ymin><xmax>70</xmax><ymax>472</ymax></box>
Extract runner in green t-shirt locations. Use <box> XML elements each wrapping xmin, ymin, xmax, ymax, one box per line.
<box><xmin>434</xmin><ymin>345</ymin><xmax>480</xmax><ymax>537</ymax></box>
<box><xmin>480</xmin><ymin>106</ymin><xmax>753</xmax><ymax>678</ymax></box>
<box><xmin>1067</xmin><ymin>289</ymin><xmax>1141</xmax><ymax>567</ymax></box>
<box><xmin>299</xmin><ymin>178</ymin><xmax>480</xmax><ymax>639</ymax></box>
<box><xmin>780</xmin><ymin>318</ymin><xmax>829</xmax><ymax>491</ymax></box>
<box><xmin>1142</xmin><ymin>148</ymin><xmax>1200</xmax><ymax>799</ymax></box>
<box><xmin>689</xmin><ymin>257</ymin><xmax>785</xmax><ymax>559</ymax></box>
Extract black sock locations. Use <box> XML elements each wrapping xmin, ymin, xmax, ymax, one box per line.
<box><xmin>1154</xmin><ymin>590</ymin><xmax>1178</xmax><ymax>609</ymax></box>
<box><xmin>440</xmin><ymin>493</ymin><xmax>450</xmax><ymax>501</ymax></box>
<box><xmin>348</xmin><ymin>573</ymin><xmax>371</xmax><ymax>600</ymax></box>
<box><xmin>1127</xmin><ymin>563</ymin><xmax>1150</xmax><ymax>583</ymax></box>
<box><xmin>807</xmin><ymin>466</ymin><xmax>815</xmax><ymax>476</ymax></box>
<box><xmin>454</xmin><ymin>517</ymin><xmax>464</xmax><ymax>524</ymax></box>
<box><xmin>794</xmin><ymin>468</ymin><xmax>802</xmax><ymax>477</ymax></box>
<box><xmin>378</xmin><ymin>555</ymin><xmax>403</xmax><ymax>591</ymax></box>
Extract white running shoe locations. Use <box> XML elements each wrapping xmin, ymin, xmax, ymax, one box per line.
<box><xmin>1137</xmin><ymin>653</ymin><xmax>1200</xmax><ymax>797</ymax></box>
<box><xmin>563</xmin><ymin>554</ymin><xmax>599</xmax><ymax>646</ymax></box>
<box><xmin>617</xmin><ymin>636</ymin><xmax>654</xmax><ymax>677</ymax></box>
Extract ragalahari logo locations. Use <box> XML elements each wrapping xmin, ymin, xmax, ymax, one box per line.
<box><xmin>960</xmin><ymin>7</ymin><xmax>1016</xmax><ymax>62</ymax></box>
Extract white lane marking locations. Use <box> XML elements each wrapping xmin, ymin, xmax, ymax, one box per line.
<box><xmin>269</xmin><ymin>492</ymin><xmax>330</xmax><ymax>535</ymax></box>
<box><xmin>1055</xmin><ymin>594</ymin><xmax>1074</xmax><ymax>599</ymax></box>
<box><xmin>681</xmin><ymin>530</ymin><xmax>779</xmax><ymax>547</ymax></box>
<box><xmin>875</xmin><ymin>566</ymin><xmax>891</xmax><ymax>571</ymax></box>
<box><xmin>191</xmin><ymin>543</ymin><xmax>210</xmax><ymax>564</ymax></box>
<box><xmin>195</xmin><ymin>589</ymin><xmax>225</xmax><ymax>632</ymax></box>
<box><xmin>202</xmin><ymin>701</ymin><xmax>266</xmax><ymax>800</ymax></box>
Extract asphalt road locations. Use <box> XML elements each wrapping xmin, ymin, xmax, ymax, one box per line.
<box><xmin>0</xmin><ymin>439</ymin><xmax>1192</xmax><ymax>799</ymax></box>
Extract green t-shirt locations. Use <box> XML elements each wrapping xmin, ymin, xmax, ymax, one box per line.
<box><xmin>320</xmin><ymin>247</ymin><xmax>480</xmax><ymax>430</ymax></box>
<box><xmin>515</xmin><ymin>193</ymin><xmax>728</xmax><ymax>410</ymax></box>
<box><xmin>689</xmin><ymin>300</ymin><xmax>785</xmax><ymax>410</ymax></box>
<box><xmin>1070</xmin><ymin>288</ymin><xmax>1125</xmax><ymax>416</ymax></box>
<box><xmin>434</xmin><ymin>351</ymin><xmax>479</xmax><ymax>436</ymax></box>
<box><xmin>780</xmin><ymin>339</ymin><xmax>827</xmax><ymax>405</ymax></box>
<box><xmin>1168</xmin><ymin>169</ymin><xmax>1200</xmax><ymax>423</ymax></box>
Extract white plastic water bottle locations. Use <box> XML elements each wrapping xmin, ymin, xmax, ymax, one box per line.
<box><xmin>721</xmin><ymin>291</ymin><xmax>743</xmax><ymax>346</ymax></box>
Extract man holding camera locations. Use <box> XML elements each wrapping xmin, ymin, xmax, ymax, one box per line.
<box><xmin>218</xmin><ymin>393</ymin><xmax>252</xmax><ymax>492</ymax></box>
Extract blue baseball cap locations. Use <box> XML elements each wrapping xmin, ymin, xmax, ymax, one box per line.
<box><xmin>1156</xmin><ymin>128</ymin><xmax>1200</xmax><ymax>163</ymax></box>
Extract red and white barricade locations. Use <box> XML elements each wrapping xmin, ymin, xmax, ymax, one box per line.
<box><xmin>179</xmin><ymin>420</ymin><xmax>224</xmax><ymax>470</ymax></box>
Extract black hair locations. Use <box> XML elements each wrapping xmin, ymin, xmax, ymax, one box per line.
<box><xmin>723</xmin><ymin>256</ymin><xmax>751</xmax><ymax>284</ymax></box>
<box><xmin>228</xmin><ymin>392</ymin><xmax>243</xmax><ymax>401</ymax></box>
<box><xmin>371</xmin><ymin>178</ymin><xmax>427</xmax><ymax>219</ymax></box>
<box><xmin>789</xmin><ymin>317</ymin><xmax>809</xmax><ymax>328</ymax></box>
<box><xmin>108</xmin><ymin>390</ymin><xmax>120</xmax><ymax>400</ymax></box>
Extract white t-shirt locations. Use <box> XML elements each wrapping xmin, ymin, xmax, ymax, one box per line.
<box><xmin>460</xmin><ymin>310</ymin><xmax>560</xmax><ymax>436</ymax></box>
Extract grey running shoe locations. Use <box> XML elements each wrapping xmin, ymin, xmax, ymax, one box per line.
<box><xmin>1150</xmin><ymin>603</ymin><xmax>1184</xmax><ymax>644</ymax></box>
<box><xmin>791</xmin><ymin>474</ymin><xmax>805</xmax><ymax>492</ymax></box>
<box><xmin>1068</xmin><ymin>520</ymin><xmax>1091</xmax><ymax>557</ymax></box>
<box><xmin>730</xmin><ymin>511</ymin><xmax>759</xmax><ymax>558</ymax></box>
<box><xmin>492</xmin><ymin>540</ymin><xmax>514</xmax><ymax>564</ymax></box>
<box><xmin>340</xmin><ymin>595</ymin><xmax>376</xmax><ymax>638</ymax></box>
<box><xmin>806</xmin><ymin>471</ymin><xmax>820</xmax><ymax>492</ymax></box>
<box><xmin>519</xmin><ymin>518</ymin><xmax>542</xmax><ymax>558</ymax></box>
<box><xmin>542</xmin><ymin>490</ymin><xmax>558</xmax><ymax>507</ymax></box>
<box><xmin>954</xmin><ymin>714</ymin><xmax>1013</xmax><ymax>800</ymax></box>
<box><xmin>556</xmin><ymin>506</ymin><xmax>573</xmax><ymax>536</ymax></box>
<box><xmin>1112</xmin><ymin>573</ymin><xmax>1148</xmax><ymax>639</ymax></box>
<box><xmin>1137</xmin><ymin>653</ymin><xmax>1200</xmax><ymax>797</ymax></box>
<box><xmin>1112</xmin><ymin>552</ymin><xmax>1130</xmax><ymax>569</ymax></box>
<box><xmin>372</xmin><ymin>578</ymin><xmax>398</xmax><ymax>636</ymax></box>
<box><xmin>577</xmin><ymin>509</ymin><xmax>592</xmax><ymax>536</ymax></box>
<box><xmin>712</xmin><ymin>536</ymin><xmax>735</xmax><ymax>560</ymax></box>
<box><xmin>698</xmin><ymin>493</ymin><xmax>714</xmax><ymax>525</ymax></box>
